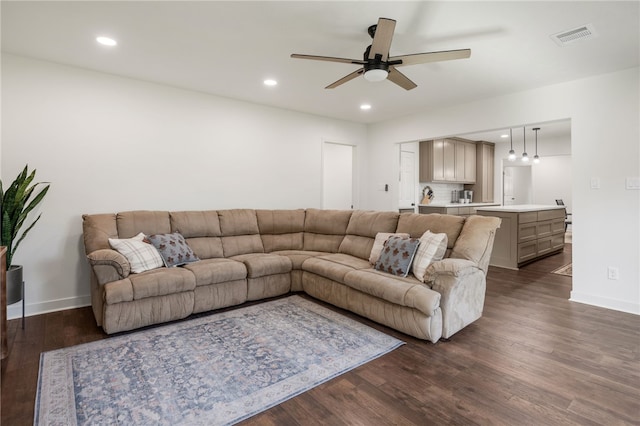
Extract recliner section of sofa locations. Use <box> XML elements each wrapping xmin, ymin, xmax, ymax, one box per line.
<box><xmin>82</xmin><ymin>208</ymin><xmax>500</xmax><ymax>342</ymax></box>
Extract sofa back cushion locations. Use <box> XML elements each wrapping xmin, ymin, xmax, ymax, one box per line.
<box><xmin>256</xmin><ymin>209</ymin><xmax>305</xmax><ymax>252</ymax></box>
<box><xmin>303</xmin><ymin>209</ymin><xmax>352</xmax><ymax>253</ymax></box>
<box><xmin>338</xmin><ymin>210</ymin><xmax>399</xmax><ymax>260</ymax></box>
<box><xmin>82</xmin><ymin>213</ymin><xmax>118</xmax><ymax>254</ymax></box>
<box><xmin>116</xmin><ymin>211</ymin><xmax>171</xmax><ymax>239</ymax></box>
<box><xmin>218</xmin><ymin>209</ymin><xmax>264</xmax><ymax>256</ymax></box>
<box><xmin>450</xmin><ymin>215</ymin><xmax>501</xmax><ymax>274</ymax></box>
<box><xmin>170</xmin><ymin>211</ymin><xmax>223</xmax><ymax>259</ymax></box>
<box><xmin>396</xmin><ymin>213</ymin><xmax>465</xmax><ymax>252</ymax></box>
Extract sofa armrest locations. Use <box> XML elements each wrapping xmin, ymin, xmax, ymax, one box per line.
<box><xmin>86</xmin><ymin>249</ymin><xmax>130</xmax><ymax>284</ymax></box>
<box><xmin>424</xmin><ymin>258</ymin><xmax>486</xmax><ymax>339</ymax></box>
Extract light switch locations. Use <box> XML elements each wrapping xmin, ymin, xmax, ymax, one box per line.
<box><xmin>590</xmin><ymin>177</ymin><xmax>600</xmax><ymax>189</ymax></box>
<box><xmin>626</xmin><ymin>177</ymin><xmax>640</xmax><ymax>190</ymax></box>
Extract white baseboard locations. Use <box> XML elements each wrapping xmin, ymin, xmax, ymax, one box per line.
<box><xmin>7</xmin><ymin>295</ymin><xmax>92</xmax><ymax>320</ymax></box>
<box><xmin>570</xmin><ymin>291</ymin><xmax>640</xmax><ymax>315</ymax></box>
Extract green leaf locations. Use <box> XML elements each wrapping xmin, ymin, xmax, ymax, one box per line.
<box><xmin>0</xmin><ymin>165</ymin><xmax>50</xmax><ymax>269</ymax></box>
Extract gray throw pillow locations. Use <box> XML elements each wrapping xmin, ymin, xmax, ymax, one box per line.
<box><xmin>374</xmin><ymin>236</ymin><xmax>420</xmax><ymax>277</ymax></box>
<box><xmin>147</xmin><ymin>232</ymin><xmax>200</xmax><ymax>267</ymax></box>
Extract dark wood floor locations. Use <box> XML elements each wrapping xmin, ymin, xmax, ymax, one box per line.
<box><xmin>2</xmin><ymin>244</ymin><xmax>639</xmax><ymax>425</ymax></box>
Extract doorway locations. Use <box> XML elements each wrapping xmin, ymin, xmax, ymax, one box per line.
<box><xmin>322</xmin><ymin>142</ymin><xmax>355</xmax><ymax>209</ymax></box>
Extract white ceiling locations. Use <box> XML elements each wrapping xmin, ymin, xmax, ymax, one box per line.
<box><xmin>2</xmin><ymin>1</ymin><xmax>638</xmax><ymax>124</ymax></box>
<box><xmin>458</xmin><ymin>119</ymin><xmax>570</xmax><ymax>145</ymax></box>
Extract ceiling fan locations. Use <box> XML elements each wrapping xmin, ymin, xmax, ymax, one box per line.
<box><xmin>291</xmin><ymin>17</ymin><xmax>471</xmax><ymax>90</ymax></box>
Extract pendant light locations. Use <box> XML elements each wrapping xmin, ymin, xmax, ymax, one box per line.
<box><xmin>508</xmin><ymin>128</ymin><xmax>516</xmax><ymax>161</ymax></box>
<box><xmin>532</xmin><ymin>127</ymin><xmax>541</xmax><ymax>164</ymax></box>
<box><xmin>521</xmin><ymin>126</ymin><xmax>529</xmax><ymax>162</ymax></box>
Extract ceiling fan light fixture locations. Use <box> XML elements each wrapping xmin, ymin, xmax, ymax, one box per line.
<box><xmin>521</xmin><ymin>126</ymin><xmax>529</xmax><ymax>162</ymax></box>
<box><xmin>532</xmin><ymin>127</ymin><xmax>541</xmax><ymax>164</ymax></box>
<box><xmin>508</xmin><ymin>128</ymin><xmax>516</xmax><ymax>161</ymax></box>
<box><xmin>363</xmin><ymin>69</ymin><xmax>389</xmax><ymax>82</ymax></box>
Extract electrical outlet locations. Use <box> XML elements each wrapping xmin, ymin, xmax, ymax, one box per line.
<box><xmin>607</xmin><ymin>267</ymin><xmax>619</xmax><ymax>280</ymax></box>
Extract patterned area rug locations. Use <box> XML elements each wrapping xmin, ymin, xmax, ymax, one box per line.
<box><xmin>35</xmin><ymin>296</ymin><xmax>404</xmax><ymax>425</ymax></box>
<box><xmin>552</xmin><ymin>263</ymin><xmax>573</xmax><ymax>277</ymax></box>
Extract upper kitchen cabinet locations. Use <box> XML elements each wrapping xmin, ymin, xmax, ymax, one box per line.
<box><xmin>464</xmin><ymin>141</ymin><xmax>495</xmax><ymax>202</ymax></box>
<box><xmin>420</xmin><ymin>138</ymin><xmax>476</xmax><ymax>183</ymax></box>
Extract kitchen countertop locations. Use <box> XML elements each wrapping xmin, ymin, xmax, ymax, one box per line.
<box><xmin>475</xmin><ymin>204</ymin><xmax>565</xmax><ymax>212</ymax></box>
<box><xmin>418</xmin><ymin>202</ymin><xmax>500</xmax><ymax>208</ymax></box>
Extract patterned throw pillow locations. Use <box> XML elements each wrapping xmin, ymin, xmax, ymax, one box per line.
<box><xmin>147</xmin><ymin>232</ymin><xmax>200</xmax><ymax>267</ymax></box>
<box><xmin>412</xmin><ymin>231</ymin><xmax>448</xmax><ymax>282</ymax></box>
<box><xmin>374</xmin><ymin>236</ymin><xmax>420</xmax><ymax>277</ymax></box>
<box><xmin>369</xmin><ymin>232</ymin><xmax>411</xmax><ymax>265</ymax></box>
<box><xmin>108</xmin><ymin>232</ymin><xmax>164</xmax><ymax>273</ymax></box>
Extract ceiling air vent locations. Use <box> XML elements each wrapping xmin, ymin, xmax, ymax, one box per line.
<box><xmin>551</xmin><ymin>23</ymin><xmax>598</xmax><ymax>47</ymax></box>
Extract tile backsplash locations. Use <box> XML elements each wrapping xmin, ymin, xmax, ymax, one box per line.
<box><xmin>419</xmin><ymin>182</ymin><xmax>464</xmax><ymax>204</ymax></box>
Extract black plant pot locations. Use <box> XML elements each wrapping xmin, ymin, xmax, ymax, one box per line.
<box><xmin>7</xmin><ymin>265</ymin><xmax>24</xmax><ymax>305</ymax></box>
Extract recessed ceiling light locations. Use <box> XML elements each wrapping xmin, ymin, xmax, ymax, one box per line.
<box><xmin>500</xmin><ymin>134</ymin><xmax>509</xmax><ymax>138</ymax></box>
<box><xmin>96</xmin><ymin>36</ymin><xmax>117</xmax><ymax>46</ymax></box>
<box><xmin>360</xmin><ymin>104</ymin><xmax>372</xmax><ymax>110</ymax></box>
<box><xmin>263</xmin><ymin>79</ymin><xmax>278</xmax><ymax>86</ymax></box>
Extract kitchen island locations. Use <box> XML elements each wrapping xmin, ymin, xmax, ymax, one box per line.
<box><xmin>475</xmin><ymin>204</ymin><xmax>566</xmax><ymax>269</ymax></box>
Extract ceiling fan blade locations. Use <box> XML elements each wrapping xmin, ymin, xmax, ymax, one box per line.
<box><xmin>387</xmin><ymin>67</ymin><xmax>417</xmax><ymax>90</ymax></box>
<box><xmin>390</xmin><ymin>49</ymin><xmax>471</xmax><ymax>66</ymax></box>
<box><xmin>326</xmin><ymin>69</ymin><xmax>364</xmax><ymax>89</ymax></box>
<box><xmin>291</xmin><ymin>54</ymin><xmax>366</xmax><ymax>65</ymax></box>
<box><xmin>369</xmin><ymin>18</ymin><xmax>396</xmax><ymax>61</ymax></box>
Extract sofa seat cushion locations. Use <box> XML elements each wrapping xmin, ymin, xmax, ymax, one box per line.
<box><xmin>231</xmin><ymin>253</ymin><xmax>292</xmax><ymax>278</ymax></box>
<box><xmin>128</xmin><ymin>267</ymin><xmax>196</xmax><ymax>300</ymax></box>
<box><xmin>343</xmin><ymin>269</ymin><xmax>441</xmax><ymax>317</ymax></box>
<box><xmin>182</xmin><ymin>258</ymin><xmax>247</xmax><ymax>286</ymax></box>
<box><xmin>302</xmin><ymin>253</ymin><xmax>371</xmax><ymax>283</ymax></box>
<box><xmin>270</xmin><ymin>250</ymin><xmax>327</xmax><ymax>269</ymax></box>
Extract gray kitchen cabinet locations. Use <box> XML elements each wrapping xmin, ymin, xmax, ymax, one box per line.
<box><xmin>420</xmin><ymin>138</ymin><xmax>476</xmax><ymax>183</ymax></box>
<box><xmin>464</xmin><ymin>141</ymin><xmax>495</xmax><ymax>202</ymax></box>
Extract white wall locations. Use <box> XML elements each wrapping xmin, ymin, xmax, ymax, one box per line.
<box><xmin>367</xmin><ymin>67</ymin><xmax>640</xmax><ymax>315</ymax></box>
<box><xmin>532</xmin><ymin>156</ymin><xmax>572</xmax><ymax>207</ymax></box>
<box><xmin>1</xmin><ymin>54</ymin><xmax>366</xmax><ymax>318</ymax></box>
<box><xmin>3</xmin><ymin>53</ymin><xmax>638</xmax><ymax>318</ymax></box>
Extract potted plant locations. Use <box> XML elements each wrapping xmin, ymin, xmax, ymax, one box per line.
<box><xmin>1</xmin><ymin>165</ymin><xmax>50</xmax><ymax>304</ymax></box>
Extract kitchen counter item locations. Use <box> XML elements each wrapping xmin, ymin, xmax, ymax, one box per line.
<box><xmin>421</xmin><ymin>186</ymin><xmax>434</xmax><ymax>204</ymax></box>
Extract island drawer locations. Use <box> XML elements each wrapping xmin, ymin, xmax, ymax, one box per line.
<box><xmin>519</xmin><ymin>211</ymin><xmax>539</xmax><ymax>224</ymax></box>
<box><xmin>539</xmin><ymin>209</ymin><xmax>565</xmax><ymax>221</ymax></box>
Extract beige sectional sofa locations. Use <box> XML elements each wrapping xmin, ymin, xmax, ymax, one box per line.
<box><xmin>82</xmin><ymin>209</ymin><xmax>500</xmax><ymax>343</ymax></box>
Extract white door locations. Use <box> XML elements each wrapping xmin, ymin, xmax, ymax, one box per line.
<box><xmin>503</xmin><ymin>167</ymin><xmax>515</xmax><ymax>205</ymax></box>
<box><xmin>504</xmin><ymin>165</ymin><xmax>532</xmax><ymax>205</ymax></box>
<box><xmin>399</xmin><ymin>149</ymin><xmax>416</xmax><ymax>210</ymax></box>
<box><xmin>323</xmin><ymin>142</ymin><xmax>354</xmax><ymax>209</ymax></box>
